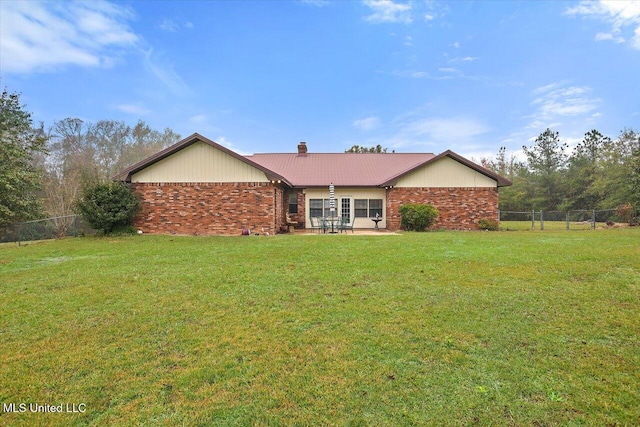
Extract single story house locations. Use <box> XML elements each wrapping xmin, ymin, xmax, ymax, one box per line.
<box><xmin>115</xmin><ymin>133</ymin><xmax>511</xmax><ymax>235</ymax></box>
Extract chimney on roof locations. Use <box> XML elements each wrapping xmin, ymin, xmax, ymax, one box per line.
<box><xmin>297</xmin><ymin>141</ymin><xmax>307</xmax><ymax>156</ymax></box>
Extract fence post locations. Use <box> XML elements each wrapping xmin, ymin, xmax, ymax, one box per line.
<box><xmin>18</xmin><ymin>223</ymin><xmax>22</xmax><ymax>247</ymax></box>
<box><xmin>540</xmin><ymin>210</ymin><xmax>544</xmax><ymax>231</ymax></box>
<box><xmin>531</xmin><ymin>210</ymin><xmax>535</xmax><ymax>230</ymax></box>
<box><xmin>591</xmin><ymin>209</ymin><xmax>596</xmax><ymax>229</ymax></box>
<box><xmin>566</xmin><ymin>212</ymin><xmax>570</xmax><ymax>231</ymax></box>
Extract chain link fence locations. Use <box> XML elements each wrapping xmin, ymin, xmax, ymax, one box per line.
<box><xmin>499</xmin><ymin>206</ymin><xmax>637</xmax><ymax>231</ymax></box>
<box><xmin>1</xmin><ymin>215</ymin><xmax>96</xmax><ymax>245</ymax></box>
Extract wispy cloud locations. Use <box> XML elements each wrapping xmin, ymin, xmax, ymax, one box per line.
<box><xmin>159</xmin><ymin>18</ymin><xmax>195</xmax><ymax>32</ymax></box>
<box><xmin>143</xmin><ymin>49</ymin><xmax>192</xmax><ymax>97</ymax></box>
<box><xmin>187</xmin><ymin>114</ymin><xmax>221</xmax><ymax>135</ymax></box>
<box><xmin>449</xmin><ymin>56</ymin><xmax>479</xmax><ymax>63</ymax></box>
<box><xmin>353</xmin><ymin>116</ymin><xmax>381</xmax><ymax>131</ymax></box>
<box><xmin>159</xmin><ymin>19</ymin><xmax>180</xmax><ymax>32</ymax></box>
<box><xmin>399</xmin><ymin>116</ymin><xmax>490</xmax><ymax>144</ymax></box>
<box><xmin>370</xmin><ymin>111</ymin><xmax>491</xmax><ymax>151</ymax></box>
<box><xmin>531</xmin><ymin>84</ymin><xmax>600</xmax><ymax>120</ymax></box>
<box><xmin>114</xmin><ymin>104</ymin><xmax>150</xmax><ymax>116</ymax></box>
<box><xmin>392</xmin><ymin>70</ymin><xmax>453</xmax><ymax>80</ymax></box>
<box><xmin>299</xmin><ymin>0</ymin><xmax>332</xmax><ymax>7</ymax></box>
<box><xmin>565</xmin><ymin>0</ymin><xmax>640</xmax><ymax>49</ymax></box>
<box><xmin>363</xmin><ymin>0</ymin><xmax>412</xmax><ymax>24</ymax></box>
<box><xmin>0</xmin><ymin>1</ymin><xmax>138</xmax><ymax>74</ymax></box>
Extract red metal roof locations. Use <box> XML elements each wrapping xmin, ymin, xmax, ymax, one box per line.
<box><xmin>114</xmin><ymin>133</ymin><xmax>511</xmax><ymax>188</ymax></box>
<box><xmin>247</xmin><ymin>153</ymin><xmax>435</xmax><ymax>187</ymax></box>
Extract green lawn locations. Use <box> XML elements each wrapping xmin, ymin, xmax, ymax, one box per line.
<box><xmin>1</xmin><ymin>230</ymin><xmax>639</xmax><ymax>426</ymax></box>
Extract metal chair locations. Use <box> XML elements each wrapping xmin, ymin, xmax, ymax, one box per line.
<box><xmin>309</xmin><ymin>216</ymin><xmax>322</xmax><ymax>233</ymax></box>
<box><xmin>339</xmin><ymin>217</ymin><xmax>355</xmax><ymax>233</ymax></box>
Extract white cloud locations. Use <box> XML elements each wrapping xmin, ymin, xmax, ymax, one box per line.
<box><xmin>531</xmin><ymin>84</ymin><xmax>600</xmax><ymax>119</ymax></box>
<box><xmin>595</xmin><ymin>31</ymin><xmax>625</xmax><ymax>42</ymax></box>
<box><xmin>424</xmin><ymin>13</ymin><xmax>435</xmax><ymax>21</ymax></box>
<box><xmin>353</xmin><ymin>116</ymin><xmax>381</xmax><ymax>131</ymax></box>
<box><xmin>0</xmin><ymin>0</ymin><xmax>138</xmax><ymax>74</ymax></box>
<box><xmin>565</xmin><ymin>0</ymin><xmax>640</xmax><ymax>50</ymax></box>
<box><xmin>393</xmin><ymin>70</ymin><xmax>454</xmax><ymax>80</ymax></box>
<box><xmin>363</xmin><ymin>0</ymin><xmax>412</xmax><ymax>24</ymax></box>
<box><xmin>115</xmin><ymin>104</ymin><xmax>149</xmax><ymax>116</ymax></box>
<box><xmin>449</xmin><ymin>56</ymin><xmax>479</xmax><ymax>63</ymax></box>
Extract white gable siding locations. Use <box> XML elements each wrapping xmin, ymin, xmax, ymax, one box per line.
<box><xmin>131</xmin><ymin>141</ymin><xmax>269</xmax><ymax>183</ymax></box>
<box><xmin>395</xmin><ymin>157</ymin><xmax>496</xmax><ymax>188</ymax></box>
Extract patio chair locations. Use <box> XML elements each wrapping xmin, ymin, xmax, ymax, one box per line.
<box><xmin>339</xmin><ymin>217</ymin><xmax>355</xmax><ymax>234</ymax></box>
<box><xmin>309</xmin><ymin>216</ymin><xmax>322</xmax><ymax>233</ymax></box>
<box><xmin>319</xmin><ymin>217</ymin><xmax>329</xmax><ymax>233</ymax></box>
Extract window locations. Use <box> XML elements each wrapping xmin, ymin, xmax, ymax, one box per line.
<box><xmin>354</xmin><ymin>198</ymin><xmax>383</xmax><ymax>218</ymax></box>
<box><xmin>310</xmin><ymin>198</ymin><xmax>335</xmax><ymax>218</ymax></box>
<box><xmin>369</xmin><ymin>199</ymin><xmax>383</xmax><ymax>218</ymax></box>
<box><xmin>288</xmin><ymin>193</ymin><xmax>298</xmax><ymax>214</ymax></box>
<box><xmin>354</xmin><ymin>199</ymin><xmax>368</xmax><ymax>218</ymax></box>
<box><xmin>309</xmin><ymin>199</ymin><xmax>323</xmax><ymax>218</ymax></box>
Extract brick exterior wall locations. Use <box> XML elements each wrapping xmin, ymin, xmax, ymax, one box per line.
<box><xmin>131</xmin><ymin>182</ymin><xmax>283</xmax><ymax>235</ymax></box>
<box><xmin>285</xmin><ymin>190</ymin><xmax>306</xmax><ymax>228</ymax></box>
<box><xmin>387</xmin><ymin>187</ymin><xmax>499</xmax><ymax>231</ymax></box>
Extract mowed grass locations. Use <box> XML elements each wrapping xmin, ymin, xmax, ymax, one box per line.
<box><xmin>0</xmin><ymin>230</ymin><xmax>639</xmax><ymax>426</ymax></box>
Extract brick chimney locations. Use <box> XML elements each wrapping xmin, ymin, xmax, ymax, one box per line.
<box><xmin>297</xmin><ymin>141</ymin><xmax>307</xmax><ymax>156</ymax></box>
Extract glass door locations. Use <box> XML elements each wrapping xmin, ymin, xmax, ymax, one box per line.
<box><xmin>340</xmin><ymin>197</ymin><xmax>352</xmax><ymax>222</ymax></box>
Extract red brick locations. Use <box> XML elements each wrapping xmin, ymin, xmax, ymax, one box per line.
<box><xmin>131</xmin><ymin>182</ymin><xmax>284</xmax><ymax>235</ymax></box>
<box><xmin>387</xmin><ymin>187</ymin><xmax>499</xmax><ymax>231</ymax></box>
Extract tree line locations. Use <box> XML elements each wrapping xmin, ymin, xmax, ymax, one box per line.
<box><xmin>481</xmin><ymin>128</ymin><xmax>640</xmax><ymax>213</ymax></box>
<box><xmin>1</xmin><ymin>88</ymin><xmax>180</xmax><ymax>231</ymax></box>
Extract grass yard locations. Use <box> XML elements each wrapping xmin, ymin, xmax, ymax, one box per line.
<box><xmin>1</xmin><ymin>229</ymin><xmax>639</xmax><ymax>426</ymax></box>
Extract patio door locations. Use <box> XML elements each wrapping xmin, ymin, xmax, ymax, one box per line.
<box><xmin>340</xmin><ymin>197</ymin><xmax>352</xmax><ymax>222</ymax></box>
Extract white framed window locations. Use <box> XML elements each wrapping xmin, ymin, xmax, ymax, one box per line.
<box><xmin>354</xmin><ymin>198</ymin><xmax>383</xmax><ymax>218</ymax></box>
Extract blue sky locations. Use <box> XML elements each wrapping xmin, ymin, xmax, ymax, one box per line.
<box><xmin>1</xmin><ymin>0</ymin><xmax>639</xmax><ymax>160</ymax></box>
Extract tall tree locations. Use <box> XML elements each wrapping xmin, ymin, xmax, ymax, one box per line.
<box><xmin>592</xmin><ymin>128</ymin><xmax>640</xmax><ymax>208</ymax></box>
<box><xmin>49</xmin><ymin>118</ymin><xmax>100</xmax><ymax>189</ymax></box>
<box><xmin>0</xmin><ymin>89</ymin><xmax>48</xmax><ymax>228</ymax></box>
<box><xmin>564</xmin><ymin>129</ymin><xmax>612</xmax><ymax>210</ymax></box>
<box><xmin>482</xmin><ymin>146</ymin><xmax>530</xmax><ymax>211</ymax></box>
<box><xmin>522</xmin><ymin>128</ymin><xmax>568</xmax><ymax>210</ymax></box>
<box><xmin>87</xmin><ymin>120</ymin><xmax>131</xmax><ymax>179</ymax></box>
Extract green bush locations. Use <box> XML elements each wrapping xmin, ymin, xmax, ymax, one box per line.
<box><xmin>477</xmin><ymin>218</ymin><xmax>500</xmax><ymax>231</ymax></box>
<box><xmin>398</xmin><ymin>203</ymin><xmax>439</xmax><ymax>231</ymax></box>
<box><xmin>76</xmin><ymin>182</ymin><xmax>140</xmax><ymax>235</ymax></box>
